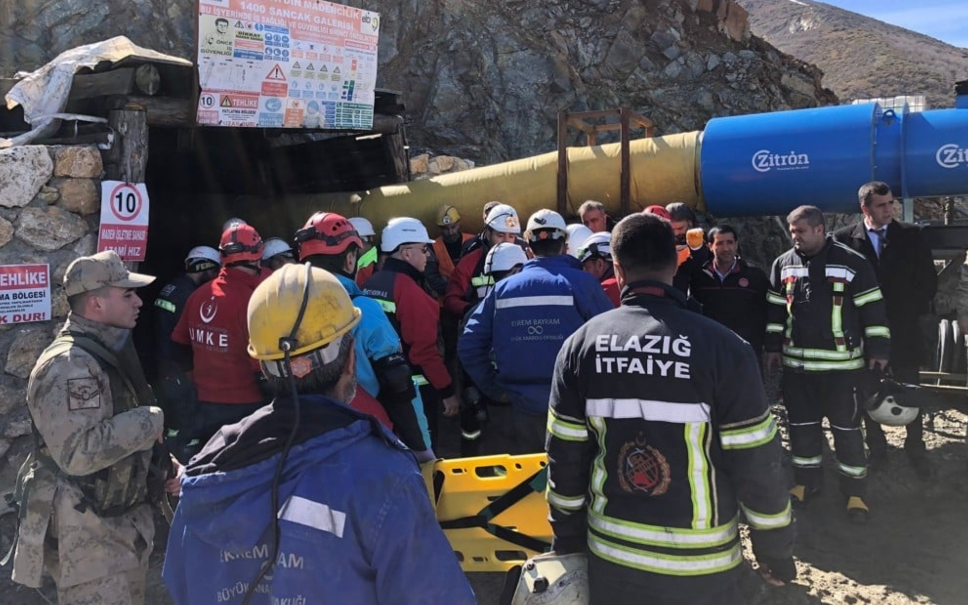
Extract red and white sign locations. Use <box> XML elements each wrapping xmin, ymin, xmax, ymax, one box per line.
<box><xmin>98</xmin><ymin>181</ymin><xmax>150</xmax><ymax>261</ymax></box>
<box><xmin>0</xmin><ymin>264</ymin><xmax>51</xmax><ymax>325</ymax></box>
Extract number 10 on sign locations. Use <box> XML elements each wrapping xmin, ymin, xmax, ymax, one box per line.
<box><xmin>98</xmin><ymin>181</ymin><xmax>150</xmax><ymax>261</ymax></box>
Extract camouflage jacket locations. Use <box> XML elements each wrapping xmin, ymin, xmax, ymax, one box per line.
<box><xmin>11</xmin><ymin>314</ymin><xmax>164</xmax><ymax>589</ymax></box>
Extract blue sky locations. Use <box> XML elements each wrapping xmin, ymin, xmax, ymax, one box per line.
<box><xmin>819</xmin><ymin>1</ymin><xmax>968</xmax><ymax>48</ymax></box>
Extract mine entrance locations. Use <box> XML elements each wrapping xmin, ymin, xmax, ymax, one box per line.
<box><xmin>133</xmin><ymin>89</ymin><xmax>409</xmax><ymax>375</ymax></box>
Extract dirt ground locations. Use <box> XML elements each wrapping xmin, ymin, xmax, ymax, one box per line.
<box><xmin>2</xmin><ymin>401</ymin><xmax>967</xmax><ymax>605</ymax></box>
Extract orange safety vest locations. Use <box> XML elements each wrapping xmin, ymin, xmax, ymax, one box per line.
<box><xmin>676</xmin><ymin>245</ymin><xmax>691</xmax><ymax>267</ymax></box>
<box><xmin>433</xmin><ymin>233</ymin><xmax>474</xmax><ymax>278</ymax></box>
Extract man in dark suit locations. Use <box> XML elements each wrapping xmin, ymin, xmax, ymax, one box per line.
<box><xmin>833</xmin><ymin>181</ymin><xmax>937</xmax><ymax>474</ymax></box>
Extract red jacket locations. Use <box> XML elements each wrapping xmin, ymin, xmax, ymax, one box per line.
<box><xmin>443</xmin><ymin>243</ymin><xmax>487</xmax><ymax>319</ymax></box>
<box><xmin>355</xmin><ymin>263</ymin><xmax>375</xmax><ymax>290</ymax></box>
<box><xmin>363</xmin><ymin>258</ymin><xmax>454</xmax><ymax>398</ymax></box>
<box><xmin>172</xmin><ymin>267</ymin><xmax>264</xmax><ymax>404</ymax></box>
<box><xmin>601</xmin><ymin>276</ymin><xmax>621</xmax><ymax>307</ymax></box>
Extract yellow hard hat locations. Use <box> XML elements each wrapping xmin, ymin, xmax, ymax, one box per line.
<box><xmin>247</xmin><ymin>263</ymin><xmax>361</xmax><ymax>362</ymax></box>
<box><xmin>436</xmin><ymin>204</ymin><xmax>461</xmax><ymax>226</ymax></box>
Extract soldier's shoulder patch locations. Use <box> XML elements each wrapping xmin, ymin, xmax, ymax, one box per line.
<box><xmin>67</xmin><ymin>377</ymin><xmax>101</xmax><ymax>411</ymax></box>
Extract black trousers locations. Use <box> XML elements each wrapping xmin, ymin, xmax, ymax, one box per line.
<box><xmin>864</xmin><ymin>364</ymin><xmax>925</xmax><ymax>453</ymax></box>
<box><xmin>509</xmin><ymin>407</ymin><xmax>547</xmax><ymax>455</ymax></box>
<box><xmin>419</xmin><ymin>383</ymin><xmax>441</xmax><ymax>452</ymax></box>
<box><xmin>588</xmin><ymin>555</ymin><xmax>742</xmax><ymax>605</ymax></box>
<box><xmin>782</xmin><ymin>370</ymin><xmax>867</xmax><ymax>497</ymax></box>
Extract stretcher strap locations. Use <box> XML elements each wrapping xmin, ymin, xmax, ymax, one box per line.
<box><xmin>439</xmin><ymin>466</ymin><xmax>552</xmax><ymax>554</ymax></box>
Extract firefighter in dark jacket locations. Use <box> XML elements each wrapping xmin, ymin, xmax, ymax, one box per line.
<box><xmin>833</xmin><ymin>181</ymin><xmax>937</xmax><ymax>473</ymax></box>
<box><xmin>363</xmin><ymin>217</ymin><xmax>459</xmax><ymax>450</ymax></box>
<box><xmin>153</xmin><ymin>246</ymin><xmax>220</xmax><ymax>444</ymax></box>
<box><xmin>547</xmin><ymin>214</ymin><xmax>796</xmax><ymax>605</ymax></box>
<box><xmin>689</xmin><ymin>224</ymin><xmax>769</xmax><ymax>357</ymax></box>
<box><xmin>766</xmin><ymin>205</ymin><xmax>890</xmax><ymax>524</ymax></box>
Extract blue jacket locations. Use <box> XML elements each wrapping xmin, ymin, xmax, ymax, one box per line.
<box><xmin>459</xmin><ymin>254</ymin><xmax>613</xmax><ymax>414</ymax></box>
<box><xmin>163</xmin><ymin>396</ymin><xmax>474</xmax><ymax>605</ymax></box>
<box><xmin>339</xmin><ymin>274</ymin><xmax>431</xmax><ymax>448</ymax></box>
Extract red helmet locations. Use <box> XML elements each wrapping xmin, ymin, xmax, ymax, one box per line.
<box><xmin>643</xmin><ymin>205</ymin><xmax>671</xmax><ymax>220</ymax></box>
<box><xmin>219</xmin><ymin>223</ymin><xmax>264</xmax><ymax>264</ymax></box>
<box><xmin>295</xmin><ymin>212</ymin><xmax>363</xmax><ymax>260</ymax></box>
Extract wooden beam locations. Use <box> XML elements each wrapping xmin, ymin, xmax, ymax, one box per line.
<box><xmin>106</xmin><ymin>95</ymin><xmax>194</xmax><ymax>127</ymax></box>
<box><xmin>568</xmin><ymin>109</ymin><xmax>621</xmax><ymax>120</ymax></box>
<box><xmin>566</xmin><ymin>117</ymin><xmax>596</xmax><ymax>135</ymax></box>
<box><xmin>104</xmin><ymin>108</ymin><xmax>149</xmax><ymax>183</ymax></box>
<box><xmin>70</xmin><ymin>69</ymin><xmax>138</xmax><ymax>101</ymax></box>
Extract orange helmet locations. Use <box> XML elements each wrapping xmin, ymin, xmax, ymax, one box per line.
<box><xmin>219</xmin><ymin>223</ymin><xmax>264</xmax><ymax>264</ymax></box>
<box><xmin>295</xmin><ymin>212</ymin><xmax>363</xmax><ymax>260</ymax></box>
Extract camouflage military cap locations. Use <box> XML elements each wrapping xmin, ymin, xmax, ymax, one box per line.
<box><xmin>63</xmin><ymin>250</ymin><xmax>155</xmax><ymax>297</ymax></box>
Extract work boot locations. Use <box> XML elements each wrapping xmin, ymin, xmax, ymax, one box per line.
<box><xmin>790</xmin><ymin>485</ymin><xmax>820</xmax><ymax>506</ymax></box>
<box><xmin>907</xmin><ymin>449</ymin><xmax>933</xmax><ymax>479</ymax></box>
<box><xmin>847</xmin><ymin>496</ymin><xmax>870</xmax><ymax>525</ymax></box>
<box><xmin>866</xmin><ymin>443</ymin><xmax>888</xmax><ymax>470</ymax></box>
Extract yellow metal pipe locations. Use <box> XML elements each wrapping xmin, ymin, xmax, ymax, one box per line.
<box><xmin>221</xmin><ymin>131</ymin><xmax>702</xmax><ymax>240</ymax></box>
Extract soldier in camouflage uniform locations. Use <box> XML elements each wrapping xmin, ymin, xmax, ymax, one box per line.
<box><xmin>8</xmin><ymin>250</ymin><xmax>164</xmax><ymax>605</ymax></box>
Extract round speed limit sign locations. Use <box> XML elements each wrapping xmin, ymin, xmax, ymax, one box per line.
<box><xmin>108</xmin><ymin>183</ymin><xmax>144</xmax><ymax>222</ymax></box>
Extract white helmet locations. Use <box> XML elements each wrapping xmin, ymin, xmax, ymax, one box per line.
<box><xmin>381</xmin><ymin>217</ymin><xmax>434</xmax><ymax>253</ymax></box>
<box><xmin>526</xmin><ymin>209</ymin><xmax>568</xmax><ymax>243</ymax></box>
<box><xmin>185</xmin><ymin>245</ymin><xmax>221</xmax><ymax>265</ymax></box>
<box><xmin>510</xmin><ymin>552</ymin><xmax>589</xmax><ymax>605</ymax></box>
<box><xmin>865</xmin><ymin>377</ymin><xmax>923</xmax><ymax>427</ymax></box>
<box><xmin>566</xmin><ymin>224</ymin><xmax>594</xmax><ymax>258</ymax></box>
<box><xmin>261</xmin><ymin>237</ymin><xmax>294</xmax><ymax>261</ymax></box>
<box><xmin>484</xmin><ymin>203</ymin><xmax>522</xmax><ymax>235</ymax></box>
<box><xmin>221</xmin><ymin>217</ymin><xmax>247</xmax><ymax>231</ymax></box>
<box><xmin>348</xmin><ymin>217</ymin><xmax>376</xmax><ymax>238</ymax></box>
<box><xmin>485</xmin><ymin>242</ymin><xmax>528</xmax><ymax>275</ymax></box>
<box><xmin>577</xmin><ymin>232</ymin><xmax>613</xmax><ymax>264</ymax></box>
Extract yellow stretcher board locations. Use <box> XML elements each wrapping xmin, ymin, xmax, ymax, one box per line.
<box><xmin>423</xmin><ymin>453</ymin><xmax>553</xmax><ymax>573</ymax></box>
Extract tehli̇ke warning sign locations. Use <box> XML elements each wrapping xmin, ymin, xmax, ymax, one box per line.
<box><xmin>196</xmin><ymin>0</ymin><xmax>379</xmax><ymax>130</ymax></box>
<box><xmin>0</xmin><ymin>264</ymin><xmax>51</xmax><ymax>325</ymax></box>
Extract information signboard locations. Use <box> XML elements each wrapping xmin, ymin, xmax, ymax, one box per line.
<box><xmin>196</xmin><ymin>0</ymin><xmax>380</xmax><ymax>130</ymax></box>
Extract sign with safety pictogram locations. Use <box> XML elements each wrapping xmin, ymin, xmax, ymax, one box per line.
<box><xmin>197</xmin><ymin>0</ymin><xmax>379</xmax><ymax>130</ymax></box>
<box><xmin>97</xmin><ymin>181</ymin><xmax>150</xmax><ymax>261</ymax></box>
<box><xmin>0</xmin><ymin>264</ymin><xmax>51</xmax><ymax>325</ymax></box>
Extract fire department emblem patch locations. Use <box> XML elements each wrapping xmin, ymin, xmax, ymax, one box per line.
<box><xmin>738</xmin><ymin>277</ymin><xmax>749</xmax><ymax>287</ymax></box>
<box><xmin>617</xmin><ymin>435</ymin><xmax>671</xmax><ymax>496</ymax></box>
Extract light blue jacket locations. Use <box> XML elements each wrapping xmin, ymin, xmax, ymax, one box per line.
<box><xmin>338</xmin><ymin>274</ymin><xmax>430</xmax><ymax>446</ymax></box>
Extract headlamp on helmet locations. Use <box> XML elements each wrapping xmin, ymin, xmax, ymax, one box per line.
<box><xmin>525</xmin><ymin>209</ymin><xmax>567</xmax><ymax>243</ymax></box>
<box><xmin>295</xmin><ymin>212</ymin><xmax>363</xmax><ymax>260</ymax></box>
<box><xmin>577</xmin><ymin>232</ymin><xmax>613</xmax><ymax>264</ymax></box>
<box><xmin>220</xmin><ymin>224</ymin><xmax>264</xmax><ymax>264</ymax></box>
<box><xmin>484</xmin><ymin>204</ymin><xmax>522</xmax><ymax>235</ymax></box>
<box><xmin>248</xmin><ymin>264</ymin><xmax>361</xmax><ymax>378</ymax></box>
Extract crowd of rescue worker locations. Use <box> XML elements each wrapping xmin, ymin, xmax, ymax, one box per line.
<box><xmin>6</xmin><ymin>179</ymin><xmax>954</xmax><ymax>605</ymax></box>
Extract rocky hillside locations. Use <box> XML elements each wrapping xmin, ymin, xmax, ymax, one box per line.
<box><xmin>1</xmin><ymin>0</ymin><xmax>836</xmax><ymax>164</ymax></box>
<box><xmin>737</xmin><ymin>0</ymin><xmax>968</xmax><ymax>108</ymax></box>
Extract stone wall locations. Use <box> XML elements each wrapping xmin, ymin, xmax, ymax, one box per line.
<box><xmin>409</xmin><ymin>153</ymin><xmax>475</xmax><ymax>180</ymax></box>
<box><xmin>0</xmin><ymin>144</ymin><xmax>103</xmax><ymax>511</ymax></box>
